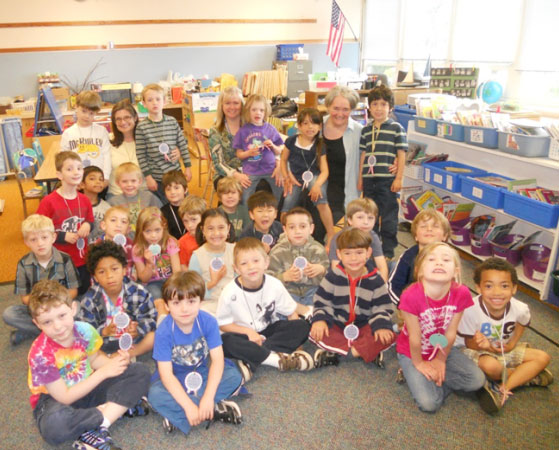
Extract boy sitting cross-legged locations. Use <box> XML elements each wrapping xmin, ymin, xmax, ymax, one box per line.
<box><xmin>311</xmin><ymin>228</ymin><xmax>395</xmax><ymax>368</ymax></box>
<box><xmin>148</xmin><ymin>271</ymin><xmax>243</xmax><ymax>435</ymax></box>
<box><xmin>78</xmin><ymin>241</ymin><xmax>157</xmax><ymax>359</ymax></box>
<box><xmin>267</xmin><ymin>207</ymin><xmax>329</xmax><ymax>318</ymax></box>
<box><xmin>27</xmin><ymin>279</ymin><xmax>150</xmax><ymax>449</ymax></box>
<box><xmin>239</xmin><ymin>190</ymin><xmax>283</xmax><ymax>252</ymax></box>
<box><xmin>217</xmin><ymin>237</ymin><xmax>313</xmax><ymax>380</ymax></box>
<box><xmin>3</xmin><ymin>214</ymin><xmax>80</xmax><ymax>345</ymax></box>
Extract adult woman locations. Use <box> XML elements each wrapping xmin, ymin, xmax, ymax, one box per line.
<box><xmin>322</xmin><ymin>86</ymin><xmax>363</xmax><ymax>223</ymax></box>
<box><xmin>108</xmin><ymin>100</ymin><xmax>143</xmax><ymax>196</ymax></box>
<box><xmin>209</xmin><ymin>87</ymin><xmax>282</xmax><ymax>192</ymax></box>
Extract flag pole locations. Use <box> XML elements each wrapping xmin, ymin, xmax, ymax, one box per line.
<box><xmin>338</xmin><ymin>3</ymin><xmax>359</xmax><ymax>42</ymax></box>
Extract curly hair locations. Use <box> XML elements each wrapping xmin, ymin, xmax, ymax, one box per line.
<box><xmin>87</xmin><ymin>240</ymin><xmax>128</xmax><ymax>274</ymax></box>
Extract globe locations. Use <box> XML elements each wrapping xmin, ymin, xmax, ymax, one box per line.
<box><xmin>477</xmin><ymin>81</ymin><xmax>503</xmax><ymax>104</ymax></box>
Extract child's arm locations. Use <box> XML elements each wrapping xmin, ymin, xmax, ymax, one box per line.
<box><xmin>280</xmin><ymin>147</ymin><xmax>296</xmax><ymax>194</ymax></box>
<box><xmin>198</xmin><ymin>346</ymin><xmax>225</xmax><ymax>422</ymax></box>
<box><xmin>100</xmin><ymin>129</ymin><xmax>111</xmax><ymax>186</ymax></box>
<box><xmin>236</xmin><ymin>146</ymin><xmax>260</xmax><ymax>160</ymax></box>
<box><xmin>357</xmin><ymin>151</ymin><xmax>366</xmax><ymax>192</ymax></box>
<box><xmin>170</xmin><ymin>250</ymin><xmax>181</xmax><ymax>275</ymax></box>
<box><xmin>391</xmin><ymin>149</ymin><xmax>406</xmax><ymax>192</ymax></box>
<box><xmin>503</xmin><ymin>323</ymin><xmax>525</xmax><ymax>353</ymax></box>
<box><xmin>158</xmin><ymin>360</ymin><xmax>201</xmax><ymax>426</ymax></box>
<box><xmin>176</xmin><ymin>124</ymin><xmax>192</xmax><ymax>182</ymax></box>
<box><xmin>308</xmin><ymin>155</ymin><xmax>329</xmax><ymax>202</ymax></box>
<box><xmin>430</xmin><ymin>312</ymin><xmax>464</xmax><ymax>385</ymax></box>
<box><xmin>45</xmin><ymin>351</ymin><xmax>129</xmax><ymax>405</ymax></box>
<box><xmin>134</xmin><ymin>248</ymin><xmax>156</xmax><ymax>283</ymax></box>
<box><xmin>264</xmin><ymin>140</ymin><xmax>284</xmax><ymax>156</ymax></box>
<box><xmin>401</xmin><ymin>311</ymin><xmax>438</xmax><ymax>381</ymax></box>
<box><xmin>220</xmin><ymin>323</ymin><xmax>265</xmax><ymax>346</ymax></box>
<box><xmin>374</xmin><ymin>255</ymin><xmax>389</xmax><ymax>282</ymax></box>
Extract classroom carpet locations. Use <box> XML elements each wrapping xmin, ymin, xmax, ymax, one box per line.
<box><xmin>1</xmin><ymin>231</ymin><xmax>558</xmax><ymax>450</ymax></box>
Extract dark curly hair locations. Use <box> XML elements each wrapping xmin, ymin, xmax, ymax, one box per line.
<box><xmin>473</xmin><ymin>257</ymin><xmax>518</xmax><ymax>286</ymax></box>
<box><xmin>87</xmin><ymin>240</ymin><xmax>128</xmax><ymax>274</ymax></box>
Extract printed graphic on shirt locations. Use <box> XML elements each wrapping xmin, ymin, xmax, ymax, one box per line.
<box><xmin>67</xmin><ymin>138</ymin><xmax>104</xmax><ymax>159</ymax></box>
<box><xmin>60</xmin><ymin>215</ymin><xmax>84</xmax><ymax>233</ymax></box>
<box><xmin>172</xmin><ymin>336</ymin><xmax>209</xmax><ymax>367</ymax></box>
<box><xmin>479</xmin><ymin>320</ymin><xmax>516</xmax><ymax>344</ymax></box>
<box><xmin>418</xmin><ymin>304</ymin><xmax>456</xmax><ymax>356</ymax></box>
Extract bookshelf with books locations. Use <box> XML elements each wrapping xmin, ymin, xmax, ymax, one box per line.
<box><xmin>403</xmin><ymin>121</ymin><xmax>559</xmax><ymax>305</ymax></box>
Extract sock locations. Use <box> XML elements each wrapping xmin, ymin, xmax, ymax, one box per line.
<box><xmin>101</xmin><ymin>417</ymin><xmax>111</xmax><ymax>429</ymax></box>
<box><xmin>262</xmin><ymin>351</ymin><xmax>280</xmax><ymax>368</ymax></box>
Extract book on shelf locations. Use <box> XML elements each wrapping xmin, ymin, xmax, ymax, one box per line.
<box><xmin>486</xmin><ymin>221</ymin><xmax>517</xmax><ymax>245</ymax></box>
<box><xmin>440</xmin><ymin>200</ymin><xmax>475</xmax><ymax>223</ymax></box>
<box><xmin>473</xmin><ymin>175</ymin><xmax>510</xmax><ymax>188</ymax></box>
<box><xmin>507</xmin><ymin>179</ymin><xmax>537</xmax><ymax>192</ymax></box>
<box><xmin>411</xmin><ymin>191</ymin><xmax>443</xmax><ymax>210</ymax></box>
<box><xmin>510</xmin><ymin>231</ymin><xmax>543</xmax><ymax>250</ymax></box>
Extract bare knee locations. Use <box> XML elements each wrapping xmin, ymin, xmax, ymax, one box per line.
<box><xmin>478</xmin><ymin>355</ymin><xmax>503</xmax><ymax>380</ymax></box>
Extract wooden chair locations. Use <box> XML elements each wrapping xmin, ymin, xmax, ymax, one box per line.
<box><xmin>13</xmin><ymin>168</ymin><xmax>45</xmax><ymax>218</ymax></box>
<box><xmin>193</xmin><ymin>127</ymin><xmax>216</xmax><ymax>205</ymax></box>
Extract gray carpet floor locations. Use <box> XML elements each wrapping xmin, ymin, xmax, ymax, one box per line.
<box><xmin>1</xmin><ymin>230</ymin><xmax>558</xmax><ymax>449</ymax></box>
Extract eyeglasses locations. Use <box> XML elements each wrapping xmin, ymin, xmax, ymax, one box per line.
<box><xmin>115</xmin><ymin>115</ymin><xmax>134</xmax><ymax>123</ymax></box>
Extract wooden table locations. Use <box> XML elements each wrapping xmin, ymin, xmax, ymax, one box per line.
<box><xmin>34</xmin><ymin>141</ymin><xmax>60</xmax><ymax>193</ymax></box>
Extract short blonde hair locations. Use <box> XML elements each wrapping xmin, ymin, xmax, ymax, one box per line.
<box><xmin>115</xmin><ymin>162</ymin><xmax>142</xmax><ymax>182</ymax></box>
<box><xmin>414</xmin><ymin>242</ymin><xmax>462</xmax><ymax>284</ymax></box>
<box><xmin>243</xmin><ymin>94</ymin><xmax>271</xmax><ymax>123</ymax></box>
<box><xmin>21</xmin><ymin>214</ymin><xmax>54</xmax><ymax>238</ymax></box>
<box><xmin>346</xmin><ymin>198</ymin><xmax>379</xmax><ymax>220</ymax></box>
<box><xmin>234</xmin><ymin>237</ymin><xmax>267</xmax><ymax>263</ymax></box>
<box><xmin>324</xmin><ymin>86</ymin><xmax>359</xmax><ymax>110</ymax></box>
<box><xmin>217</xmin><ymin>176</ymin><xmax>243</xmax><ymax>197</ymax></box>
<box><xmin>178</xmin><ymin>195</ymin><xmax>207</xmax><ymax>218</ymax></box>
<box><xmin>142</xmin><ymin>83</ymin><xmax>164</xmax><ymax>100</ymax></box>
<box><xmin>28</xmin><ymin>279</ymin><xmax>73</xmax><ymax>318</ymax></box>
<box><xmin>411</xmin><ymin>209</ymin><xmax>451</xmax><ymax>241</ymax></box>
<box><xmin>76</xmin><ymin>90</ymin><xmax>102</xmax><ymax>111</ymax></box>
<box><xmin>103</xmin><ymin>205</ymin><xmax>130</xmax><ymax>222</ymax></box>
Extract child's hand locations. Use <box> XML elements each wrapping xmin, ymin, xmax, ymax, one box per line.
<box><xmin>308</xmin><ymin>185</ymin><xmax>322</xmax><ymax>202</ymax></box>
<box><xmin>246</xmin><ymin>145</ymin><xmax>261</xmax><ymax>157</ymax></box>
<box><xmin>116</xmin><ymin>349</ymin><xmax>131</xmax><ymax>364</ymax></box>
<box><xmin>65</xmin><ymin>232</ymin><xmax>78</xmax><ymax>244</ymax></box>
<box><xmin>184</xmin><ymin>403</ymin><xmax>201</xmax><ymax>426</ymax></box>
<box><xmin>143</xmin><ymin>248</ymin><xmax>155</xmax><ymax>262</ymax></box>
<box><xmin>391</xmin><ymin>178</ymin><xmax>402</xmax><ymax>193</ymax></box>
<box><xmin>183</xmin><ymin>166</ymin><xmax>192</xmax><ymax>182</ymax></box>
<box><xmin>209</xmin><ymin>264</ymin><xmax>227</xmax><ymax>285</ymax></box>
<box><xmin>357</xmin><ymin>177</ymin><xmax>363</xmax><ymax>192</ymax></box>
<box><xmin>415</xmin><ymin>360</ymin><xmax>437</xmax><ymax>382</ymax></box>
<box><xmin>246</xmin><ymin>329</ymin><xmax>265</xmax><ymax>346</ymax></box>
<box><xmin>263</xmin><ymin>139</ymin><xmax>273</xmax><ymax>149</ymax></box>
<box><xmin>373</xmin><ymin>329</ymin><xmax>395</xmax><ymax>346</ymax></box>
<box><xmin>99</xmin><ymin>353</ymin><xmax>129</xmax><ymax>379</ymax></box>
<box><xmin>304</xmin><ymin>263</ymin><xmax>325</xmax><ymax>279</ymax></box>
<box><xmin>101</xmin><ymin>322</ymin><xmax>118</xmax><ymax>338</ymax></box>
<box><xmin>198</xmin><ymin>393</ymin><xmax>215</xmax><ymax>422</ymax></box>
<box><xmin>430</xmin><ymin>358</ymin><xmax>446</xmax><ymax>386</ymax></box>
<box><xmin>310</xmin><ymin>320</ymin><xmax>329</xmax><ymax>342</ymax></box>
<box><xmin>170</xmin><ymin>147</ymin><xmax>180</xmax><ymax>163</ymax></box>
<box><xmin>473</xmin><ymin>331</ymin><xmax>491</xmax><ymax>351</ymax></box>
<box><xmin>126</xmin><ymin>321</ymin><xmax>139</xmax><ymax>339</ymax></box>
<box><xmin>77</xmin><ymin>223</ymin><xmax>91</xmax><ymax>238</ymax></box>
<box><xmin>263</xmin><ymin>243</ymin><xmax>271</xmax><ymax>254</ymax></box>
<box><xmin>233</xmin><ymin>172</ymin><xmax>251</xmax><ymax>189</ymax></box>
<box><xmin>145</xmin><ymin>175</ymin><xmax>158</xmax><ymax>191</ymax></box>
<box><xmin>284</xmin><ymin>265</ymin><xmax>302</xmax><ymax>282</ymax></box>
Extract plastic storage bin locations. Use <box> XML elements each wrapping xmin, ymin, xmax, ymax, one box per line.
<box><xmin>461</xmin><ymin>173</ymin><xmax>513</xmax><ymax>209</ymax></box>
<box><xmin>450</xmin><ymin>225</ymin><xmax>470</xmax><ymax>246</ymax></box>
<box><xmin>437</xmin><ymin>121</ymin><xmax>464</xmax><ymax>142</ymax></box>
<box><xmin>414</xmin><ymin>116</ymin><xmax>438</xmax><ymax>135</ymax></box>
<box><xmin>489</xmin><ymin>234</ymin><xmax>524</xmax><ymax>266</ymax></box>
<box><xmin>464</xmin><ymin>125</ymin><xmax>499</xmax><ymax>149</ymax></box>
<box><xmin>497</xmin><ymin>132</ymin><xmax>550</xmax><ymax>157</ymax></box>
<box><xmin>394</xmin><ymin>105</ymin><xmax>415</xmax><ymax>131</ymax></box>
<box><xmin>423</xmin><ymin>161</ymin><xmax>487</xmax><ymax>193</ymax></box>
<box><xmin>276</xmin><ymin>44</ymin><xmax>304</xmax><ymax>61</ymax></box>
<box><xmin>521</xmin><ymin>244</ymin><xmax>551</xmax><ymax>282</ymax></box>
<box><xmin>503</xmin><ymin>191</ymin><xmax>559</xmax><ymax>228</ymax></box>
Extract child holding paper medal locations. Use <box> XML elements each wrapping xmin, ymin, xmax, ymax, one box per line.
<box><xmin>396</xmin><ymin>242</ymin><xmax>485</xmax><ymax>413</ymax></box>
<box><xmin>280</xmin><ymin>108</ymin><xmax>335</xmax><ymax>242</ymax></box>
<box><xmin>148</xmin><ymin>271</ymin><xmax>243</xmax><ymax>435</ymax></box>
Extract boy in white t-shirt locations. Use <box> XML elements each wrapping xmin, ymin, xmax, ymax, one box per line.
<box><xmin>60</xmin><ymin>90</ymin><xmax>111</xmax><ymax>185</ymax></box>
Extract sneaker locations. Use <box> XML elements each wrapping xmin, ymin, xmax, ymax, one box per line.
<box><xmin>278</xmin><ymin>350</ymin><xmax>314</xmax><ymax>372</ymax></box>
<box><xmin>313</xmin><ymin>349</ymin><xmax>340</xmax><ymax>368</ymax></box>
<box><xmin>477</xmin><ymin>380</ymin><xmax>502</xmax><ymax>415</ymax></box>
<box><xmin>162</xmin><ymin>417</ymin><xmax>176</xmax><ymax>433</ymax></box>
<box><xmin>372</xmin><ymin>351</ymin><xmax>385</xmax><ymax>369</ymax></box>
<box><xmin>124</xmin><ymin>396</ymin><xmax>150</xmax><ymax>418</ymax></box>
<box><xmin>72</xmin><ymin>427</ymin><xmax>121</xmax><ymax>450</ymax></box>
<box><xmin>236</xmin><ymin>360</ymin><xmax>253</xmax><ymax>383</ymax></box>
<box><xmin>10</xmin><ymin>330</ymin><xmax>28</xmax><ymax>346</ymax></box>
<box><xmin>213</xmin><ymin>400</ymin><xmax>242</xmax><ymax>425</ymax></box>
<box><xmin>396</xmin><ymin>368</ymin><xmax>406</xmax><ymax>384</ymax></box>
<box><xmin>529</xmin><ymin>368</ymin><xmax>554</xmax><ymax>387</ymax></box>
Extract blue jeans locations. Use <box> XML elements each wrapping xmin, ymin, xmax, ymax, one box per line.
<box><xmin>397</xmin><ymin>347</ymin><xmax>485</xmax><ymax>413</ymax></box>
<box><xmin>281</xmin><ymin>176</ymin><xmax>328</xmax><ymax>212</ymax></box>
<box><xmin>290</xmin><ymin>286</ymin><xmax>318</xmax><ymax>306</ymax></box>
<box><xmin>2</xmin><ymin>304</ymin><xmax>40</xmax><ymax>336</ymax></box>
<box><xmin>148</xmin><ymin>360</ymin><xmax>242</xmax><ymax>435</ymax></box>
<box><xmin>242</xmin><ymin>174</ymin><xmax>283</xmax><ymax>205</ymax></box>
<box><xmin>146</xmin><ymin>279</ymin><xmax>165</xmax><ymax>300</ymax></box>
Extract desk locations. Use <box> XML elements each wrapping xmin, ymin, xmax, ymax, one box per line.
<box><xmin>35</xmin><ymin>141</ymin><xmax>60</xmax><ymax>193</ymax></box>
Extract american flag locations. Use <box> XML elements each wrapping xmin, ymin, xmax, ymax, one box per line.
<box><xmin>327</xmin><ymin>0</ymin><xmax>346</xmax><ymax>66</ymax></box>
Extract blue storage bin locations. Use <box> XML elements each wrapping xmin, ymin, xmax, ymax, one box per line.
<box><xmin>423</xmin><ymin>161</ymin><xmax>487</xmax><ymax>192</ymax></box>
<box><xmin>498</xmin><ymin>132</ymin><xmax>550</xmax><ymax>157</ymax></box>
<box><xmin>461</xmin><ymin>172</ymin><xmax>513</xmax><ymax>209</ymax></box>
<box><xmin>276</xmin><ymin>44</ymin><xmax>304</xmax><ymax>61</ymax></box>
<box><xmin>503</xmin><ymin>191</ymin><xmax>559</xmax><ymax>228</ymax></box>
<box><xmin>393</xmin><ymin>105</ymin><xmax>415</xmax><ymax>131</ymax></box>
<box><xmin>437</xmin><ymin>121</ymin><xmax>465</xmax><ymax>142</ymax></box>
<box><xmin>464</xmin><ymin>125</ymin><xmax>499</xmax><ymax>149</ymax></box>
<box><xmin>414</xmin><ymin>116</ymin><xmax>438</xmax><ymax>135</ymax></box>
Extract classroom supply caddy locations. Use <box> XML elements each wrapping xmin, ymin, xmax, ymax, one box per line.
<box><xmin>423</xmin><ymin>161</ymin><xmax>486</xmax><ymax>193</ymax></box>
<box><xmin>497</xmin><ymin>132</ymin><xmax>550</xmax><ymax>158</ymax></box>
<box><xmin>437</xmin><ymin>121</ymin><xmax>464</xmax><ymax>142</ymax></box>
<box><xmin>489</xmin><ymin>234</ymin><xmax>524</xmax><ymax>266</ymax></box>
<box><xmin>393</xmin><ymin>105</ymin><xmax>415</xmax><ymax>131</ymax></box>
<box><xmin>522</xmin><ymin>244</ymin><xmax>551</xmax><ymax>282</ymax></box>
<box><xmin>461</xmin><ymin>173</ymin><xmax>513</xmax><ymax>209</ymax></box>
<box><xmin>503</xmin><ymin>191</ymin><xmax>559</xmax><ymax>229</ymax></box>
<box><xmin>464</xmin><ymin>125</ymin><xmax>499</xmax><ymax>149</ymax></box>
<box><xmin>413</xmin><ymin>116</ymin><xmax>438</xmax><ymax>135</ymax></box>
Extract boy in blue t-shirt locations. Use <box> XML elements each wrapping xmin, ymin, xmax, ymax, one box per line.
<box><xmin>148</xmin><ymin>271</ymin><xmax>243</xmax><ymax>434</ymax></box>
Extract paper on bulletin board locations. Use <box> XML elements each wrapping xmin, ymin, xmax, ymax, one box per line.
<box><xmin>191</xmin><ymin>93</ymin><xmax>220</xmax><ymax>112</ymax></box>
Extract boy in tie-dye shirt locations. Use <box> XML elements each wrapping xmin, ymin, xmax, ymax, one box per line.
<box><xmin>27</xmin><ymin>280</ymin><xmax>150</xmax><ymax>449</ymax></box>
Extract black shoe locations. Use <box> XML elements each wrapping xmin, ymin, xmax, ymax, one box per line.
<box><xmin>10</xmin><ymin>330</ymin><xmax>28</xmax><ymax>346</ymax></box>
<box><xmin>477</xmin><ymin>380</ymin><xmax>502</xmax><ymax>415</ymax></box>
<box><xmin>213</xmin><ymin>400</ymin><xmax>242</xmax><ymax>425</ymax></box>
<box><xmin>162</xmin><ymin>417</ymin><xmax>176</xmax><ymax>433</ymax></box>
<box><xmin>396</xmin><ymin>368</ymin><xmax>406</xmax><ymax>384</ymax></box>
<box><xmin>124</xmin><ymin>397</ymin><xmax>150</xmax><ymax>418</ymax></box>
<box><xmin>373</xmin><ymin>351</ymin><xmax>385</xmax><ymax>369</ymax></box>
<box><xmin>313</xmin><ymin>349</ymin><xmax>340</xmax><ymax>368</ymax></box>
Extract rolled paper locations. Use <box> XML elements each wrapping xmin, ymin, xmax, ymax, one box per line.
<box><xmin>210</xmin><ymin>257</ymin><xmax>224</xmax><ymax>271</ymax></box>
<box><xmin>119</xmin><ymin>333</ymin><xmax>133</xmax><ymax>351</ymax></box>
<box><xmin>114</xmin><ymin>312</ymin><xmax>130</xmax><ymax>330</ymax></box>
<box><xmin>343</xmin><ymin>323</ymin><xmax>359</xmax><ymax>341</ymax></box>
<box><xmin>293</xmin><ymin>256</ymin><xmax>308</xmax><ymax>269</ymax></box>
<box><xmin>149</xmin><ymin>244</ymin><xmax>161</xmax><ymax>256</ymax></box>
<box><xmin>262</xmin><ymin>234</ymin><xmax>274</xmax><ymax>245</ymax></box>
<box><xmin>113</xmin><ymin>233</ymin><xmax>127</xmax><ymax>247</ymax></box>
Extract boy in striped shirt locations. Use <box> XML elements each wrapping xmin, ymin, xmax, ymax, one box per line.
<box><xmin>135</xmin><ymin>83</ymin><xmax>192</xmax><ymax>204</ymax></box>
